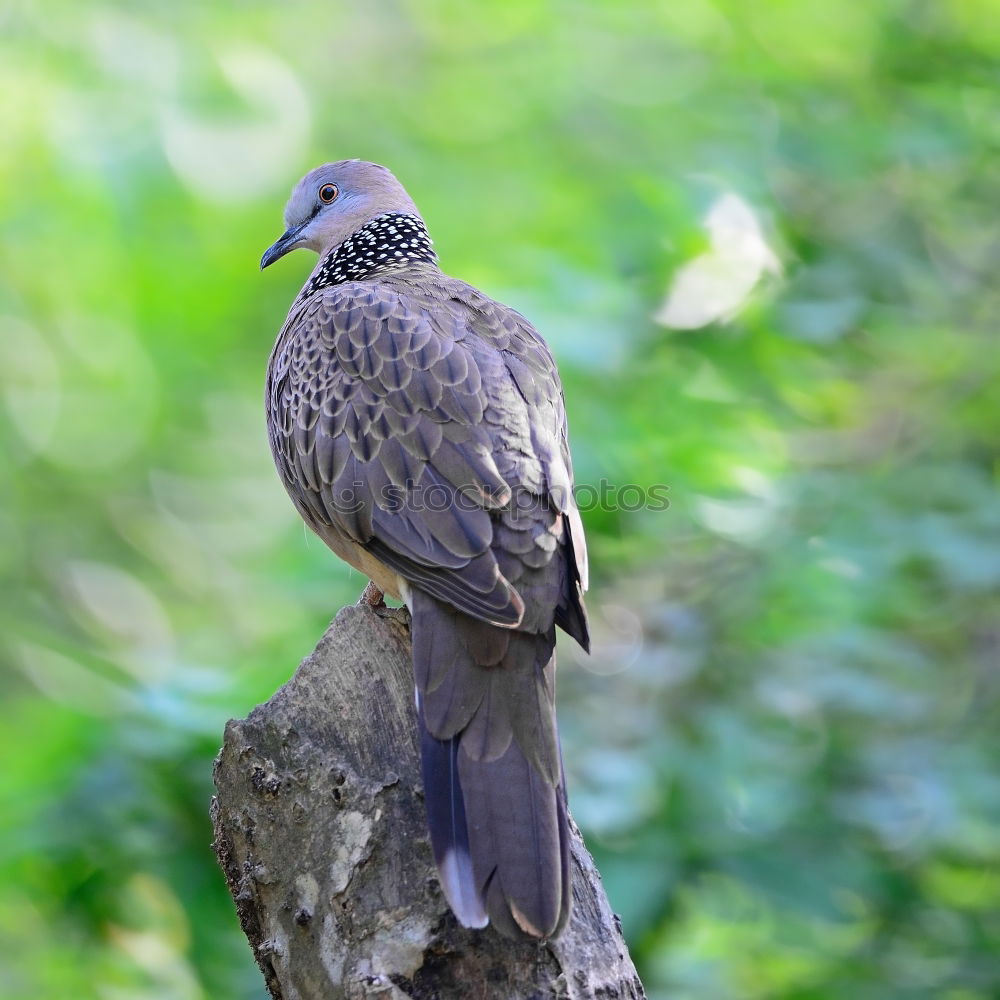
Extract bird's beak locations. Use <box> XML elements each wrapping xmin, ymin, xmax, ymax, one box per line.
<box><xmin>260</xmin><ymin>222</ymin><xmax>308</xmax><ymax>270</ymax></box>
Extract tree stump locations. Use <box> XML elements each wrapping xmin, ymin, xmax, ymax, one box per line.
<box><xmin>212</xmin><ymin>603</ymin><xmax>645</xmax><ymax>999</ymax></box>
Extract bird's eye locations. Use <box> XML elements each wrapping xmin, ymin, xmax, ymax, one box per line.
<box><xmin>318</xmin><ymin>183</ymin><xmax>339</xmax><ymax>204</ymax></box>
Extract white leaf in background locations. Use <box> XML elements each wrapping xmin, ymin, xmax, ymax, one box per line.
<box><xmin>655</xmin><ymin>192</ymin><xmax>781</xmax><ymax>329</ymax></box>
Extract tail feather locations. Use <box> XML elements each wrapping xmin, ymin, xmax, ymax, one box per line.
<box><xmin>418</xmin><ymin>704</ymin><xmax>488</xmax><ymax>928</ymax></box>
<box><xmin>490</xmin><ymin>634</ymin><xmax>559</xmax><ymax>783</ymax></box>
<box><xmin>412</xmin><ymin>590</ymin><xmax>571</xmax><ymax>938</ymax></box>
<box><xmin>461</xmin><ymin>679</ymin><xmax>514</xmax><ymax>761</ymax></box>
<box><xmin>554</xmin><ymin>766</ymin><xmax>573</xmax><ymax>938</ymax></box>
<box><xmin>458</xmin><ymin>736</ymin><xmax>568</xmax><ymax>938</ymax></box>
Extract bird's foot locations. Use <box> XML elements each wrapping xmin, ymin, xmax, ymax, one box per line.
<box><xmin>356</xmin><ymin>579</ymin><xmax>386</xmax><ymax>609</ymax></box>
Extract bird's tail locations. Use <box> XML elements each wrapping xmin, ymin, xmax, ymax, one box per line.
<box><xmin>412</xmin><ymin>590</ymin><xmax>571</xmax><ymax>939</ymax></box>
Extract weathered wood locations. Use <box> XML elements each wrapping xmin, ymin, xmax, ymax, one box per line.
<box><xmin>212</xmin><ymin>604</ymin><xmax>645</xmax><ymax>999</ymax></box>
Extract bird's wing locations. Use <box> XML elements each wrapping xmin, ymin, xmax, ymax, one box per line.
<box><xmin>267</xmin><ymin>277</ymin><xmax>588</xmax><ymax>639</ymax></box>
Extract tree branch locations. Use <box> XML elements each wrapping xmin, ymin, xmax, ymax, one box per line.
<box><xmin>212</xmin><ymin>604</ymin><xmax>645</xmax><ymax>999</ymax></box>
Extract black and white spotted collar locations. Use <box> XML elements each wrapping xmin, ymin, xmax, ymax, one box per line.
<box><xmin>303</xmin><ymin>213</ymin><xmax>437</xmax><ymax>296</ymax></box>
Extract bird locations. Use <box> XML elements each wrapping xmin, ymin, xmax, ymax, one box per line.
<box><xmin>260</xmin><ymin>160</ymin><xmax>590</xmax><ymax>940</ymax></box>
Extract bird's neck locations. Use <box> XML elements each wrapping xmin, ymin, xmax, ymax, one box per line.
<box><xmin>305</xmin><ymin>213</ymin><xmax>437</xmax><ymax>295</ymax></box>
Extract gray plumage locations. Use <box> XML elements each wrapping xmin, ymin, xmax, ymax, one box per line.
<box><xmin>262</xmin><ymin>160</ymin><xmax>589</xmax><ymax>939</ymax></box>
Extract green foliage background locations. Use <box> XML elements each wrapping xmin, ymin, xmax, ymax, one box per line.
<box><xmin>2</xmin><ymin>2</ymin><xmax>998</xmax><ymax>997</ymax></box>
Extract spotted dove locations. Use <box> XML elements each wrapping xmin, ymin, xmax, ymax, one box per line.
<box><xmin>261</xmin><ymin>161</ymin><xmax>590</xmax><ymax>939</ymax></box>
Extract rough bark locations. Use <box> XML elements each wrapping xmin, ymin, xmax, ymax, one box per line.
<box><xmin>212</xmin><ymin>603</ymin><xmax>645</xmax><ymax>1000</ymax></box>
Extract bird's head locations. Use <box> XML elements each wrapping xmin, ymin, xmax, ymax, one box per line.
<box><xmin>260</xmin><ymin>160</ymin><xmax>420</xmax><ymax>269</ymax></box>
